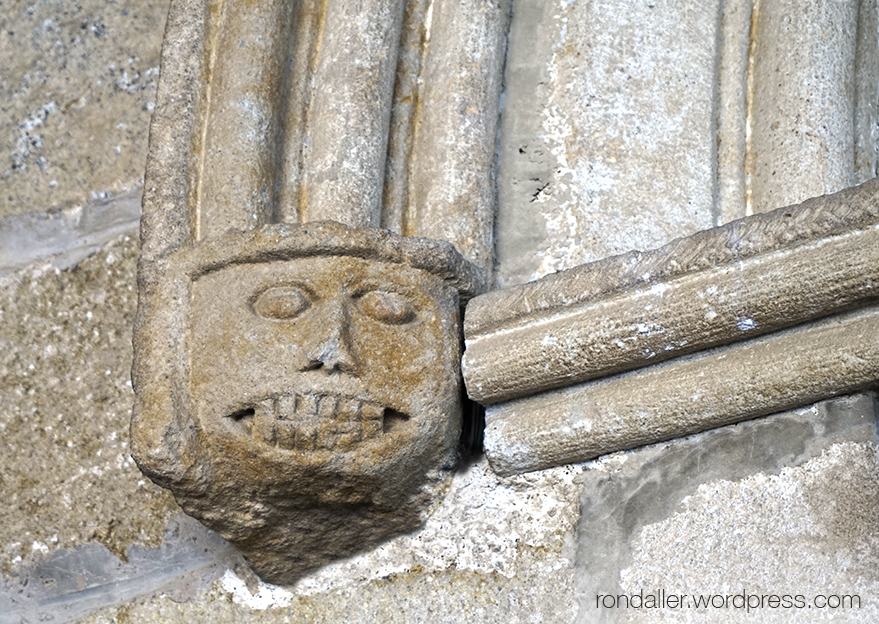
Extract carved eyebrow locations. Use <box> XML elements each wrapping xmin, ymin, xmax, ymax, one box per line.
<box><xmin>348</xmin><ymin>278</ymin><xmax>425</xmax><ymax>301</ymax></box>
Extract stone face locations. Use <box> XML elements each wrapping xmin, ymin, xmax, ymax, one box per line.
<box><xmin>132</xmin><ymin>222</ymin><xmax>483</xmax><ymax>583</ymax></box>
<box><xmin>8</xmin><ymin>0</ymin><xmax>879</xmax><ymax>621</ymax></box>
<box><xmin>464</xmin><ymin>180</ymin><xmax>879</xmax><ymax>404</ymax></box>
<box><xmin>133</xmin><ymin>0</ymin><xmax>502</xmax><ymax>583</ymax></box>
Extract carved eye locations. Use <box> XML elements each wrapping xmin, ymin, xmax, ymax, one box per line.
<box><xmin>252</xmin><ymin>286</ymin><xmax>310</xmax><ymax>320</ymax></box>
<box><xmin>357</xmin><ymin>291</ymin><xmax>415</xmax><ymax>325</ymax></box>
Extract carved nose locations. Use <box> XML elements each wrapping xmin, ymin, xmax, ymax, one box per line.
<box><xmin>304</xmin><ymin>300</ymin><xmax>360</xmax><ymax>375</ymax></box>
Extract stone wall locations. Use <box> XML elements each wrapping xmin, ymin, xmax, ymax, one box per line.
<box><xmin>3</xmin><ymin>1</ymin><xmax>879</xmax><ymax>623</ymax></box>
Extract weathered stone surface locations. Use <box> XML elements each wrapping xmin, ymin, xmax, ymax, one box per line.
<box><xmin>7</xmin><ymin>0</ymin><xmax>879</xmax><ymax>621</ymax></box>
<box><xmin>575</xmin><ymin>393</ymin><xmax>879</xmax><ymax>623</ymax></box>
<box><xmin>464</xmin><ymin>180</ymin><xmax>879</xmax><ymax>404</ymax></box>
<box><xmin>0</xmin><ymin>0</ymin><xmax>168</xmax><ymax>221</ymax></box>
<box><xmin>0</xmin><ymin>189</ymin><xmax>141</xmax><ymax>277</ymax></box>
<box><xmin>196</xmin><ymin>0</ymin><xmax>294</xmax><ymax>237</ymax></box>
<box><xmin>495</xmin><ymin>0</ymin><xmax>879</xmax><ymax>287</ymax></box>
<box><xmin>2</xmin><ymin>233</ymin><xmax>581</xmax><ymax>623</ymax></box>
<box><xmin>402</xmin><ymin>0</ymin><xmax>510</xmax><ymax>277</ymax></box>
<box><xmin>0</xmin><ymin>235</ymin><xmax>178</xmax><ymax>576</ymax></box>
<box><xmin>494</xmin><ymin>0</ymin><xmax>720</xmax><ymax>286</ymax></box>
<box><xmin>747</xmin><ymin>0</ymin><xmax>878</xmax><ymax>213</ymax></box>
<box><xmin>484</xmin><ymin>303</ymin><xmax>879</xmax><ymax>476</ymax></box>
<box><xmin>132</xmin><ymin>221</ymin><xmax>484</xmax><ymax>584</ymax></box>
<box><xmin>146</xmin><ymin>0</ymin><xmax>502</xmax><ymax>274</ymax></box>
<box><xmin>136</xmin><ymin>0</ymin><xmax>501</xmax><ymax>583</ymax></box>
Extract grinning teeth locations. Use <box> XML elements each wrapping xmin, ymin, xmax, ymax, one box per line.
<box><xmin>239</xmin><ymin>392</ymin><xmax>400</xmax><ymax>452</ymax></box>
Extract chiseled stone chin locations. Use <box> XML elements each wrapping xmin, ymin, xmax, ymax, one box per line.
<box><xmin>130</xmin><ymin>222</ymin><xmax>484</xmax><ymax>584</ymax></box>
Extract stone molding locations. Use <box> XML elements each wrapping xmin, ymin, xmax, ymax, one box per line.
<box><xmin>464</xmin><ymin>179</ymin><xmax>879</xmax><ymax>404</ymax></box>
<box><xmin>462</xmin><ymin>180</ymin><xmax>879</xmax><ymax>475</ymax></box>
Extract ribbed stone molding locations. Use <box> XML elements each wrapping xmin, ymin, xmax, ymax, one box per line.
<box><xmin>461</xmin><ymin>180</ymin><xmax>879</xmax><ymax>475</ymax></box>
<box><xmin>141</xmin><ymin>0</ymin><xmax>507</xmax><ymax>276</ymax></box>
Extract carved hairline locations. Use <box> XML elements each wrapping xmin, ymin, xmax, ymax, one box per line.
<box><xmin>166</xmin><ymin>220</ymin><xmax>488</xmax><ymax>300</ymax></box>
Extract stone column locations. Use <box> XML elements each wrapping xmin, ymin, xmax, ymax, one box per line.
<box><xmin>197</xmin><ymin>0</ymin><xmax>293</xmax><ymax>240</ymax></box>
<box><xmin>294</xmin><ymin>0</ymin><xmax>406</xmax><ymax>227</ymax></box>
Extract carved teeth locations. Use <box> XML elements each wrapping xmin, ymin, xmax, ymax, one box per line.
<box><xmin>234</xmin><ymin>393</ymin><xmax>399</xmax><ymax>451</ymax></box>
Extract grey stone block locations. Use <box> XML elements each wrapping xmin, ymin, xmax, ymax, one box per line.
<box><xmin>574</xmin><ymin>393</ymin><xmax>879</xmax><ymax>623</ymax></box>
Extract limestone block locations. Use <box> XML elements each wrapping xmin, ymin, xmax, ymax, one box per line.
<box><xmin>747</xmin><ymin>0</ymin><xmax>874</xmax><ymax>213</ymax></box>
<box><xmin>465</xmin><ymin>180</ymin><xmax>879</xmax><ymax>476</ymax></box>
<box><xmin>144</xmin><ymin>0</ymin><xmax>502</xmax><ymax>274</ymax></box>
<box><xmin>402</xmin><ymin>0</ymin><xmax>510</xmax><ymax>276</ymax></box>
<box><xmin>0</xmin><ymin>0</ymin><xmax>168</xmax><ymax>220</ymax></box>
<box><xmin>495</xmin><ymin>0</ymin><xmax>720</xmax><ymax>285</ymax></box>
<box><xmin>464</xmin><ymin>180</ymin><xmax>879</xmax><ymax>404</ymax></box>
<box><xmin>495</xmin><ymin>0</ymin><xmax>879</xmax><ymax>286</ymax></box>
<box><xmin>296</xmin><ymin>0</ymin><xmax>406</xmax><ymax>228</ymax></box>
<box><xmin>0</xmin><ymin>235</ymin><xmax>178</xmax><ymax>577</ymax></box>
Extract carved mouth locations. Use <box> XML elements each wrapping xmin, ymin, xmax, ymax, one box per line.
<box><xmin>226</xmin><ymin>393</ymin><xmax>411</xmax><ymax>451</ymax></box>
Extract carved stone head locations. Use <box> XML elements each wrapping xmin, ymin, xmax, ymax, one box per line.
<box><xmin>131</xmin><ymin>222</ymin><xmax>483</xmax><ymax>583</ymax></box>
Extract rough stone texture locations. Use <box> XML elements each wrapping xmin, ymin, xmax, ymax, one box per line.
<box><xmin>0</xmin><ymin>0</ymin><xmax>168</xmax><ymax>220</ymax></box>
<box><xmin>0</xmin><ymin>234</ymin><xmax>177</xmax><ymax>576</ymax></box>
<box><xmin>137</xmin><ymin>0</ymin><xmax>505</xmax><ymax>582</ymax></box>
<box><xmin>465</xmin><ymin>180</ymin><xmax>879</xmax><ymax>404</ymax></box>
<box><xmin>1</xmin><ymin>235</ymin><xmax>583</xmax><ymax>623</ymax></box>
<box><xmin>2</xmin><ymin>514</ymin><xmax>242</xmax><ymax>624</ymax></box>
<box><xmin>5</xmin><ymin>0</ymin><xmax>879</xmax><ymax>621</ymax></box>
<box><xmin>495</xmin><ymin>0</ymin><xmax>879</xmax><ymax>286</ymax></box>
<box><xmin>714</xmin><ymin>0</ymin><xmax>752</xmax><ymax>224</ymax></box>
<box><xmin>0</xmin><ymin>189</ymin><xmax>140</xmax><ymax>277</ymax></box>
<box><xmin>495</xmin><ymin>0</ymin><xmax>720</xmax><ymax>286</ymax></box>
<box><xmin>69</xmin><ymin>458</ymin><xmax>586</xmax><ymax>624</ymax></box>
<box><xmin>403</xmin><ymin>0</ymin><xmax>510</xmax><ymax>277</ymax></box>
<box><xmin>618</xmin><ymin>443</ymin><xmax>879</xmax><ymax>623</ymax></box>
<box><xmin>196</xmin><ymin>0</ymin><xmax>296</xmax><ymax>237</ymax></box>
<box><xmin>575</xmin><ymin>393</ymin><xmax>879</xmax><ymax>623</ymax></box>
<box><xmin>4</xmin><ymin>231</ymin><xmax>879</xmax><ymax>623</ymax></box>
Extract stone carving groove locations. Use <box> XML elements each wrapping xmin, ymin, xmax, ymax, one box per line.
<box><xmin>462</xmin><ymin>180</ymin><xmax>879</xmax><ymax>476</ymax></box>
<box><xmin>132</xmin><ymin>0</ymin><xmax>501</xmax><ymax>584</ymax></box>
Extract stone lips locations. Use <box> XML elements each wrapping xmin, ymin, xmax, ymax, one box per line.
<box><xmin>229</xmin><ymin>392</ymin><xmax>390</xmax><ymax>453</ymax></box>
<box><xmin>131</xmin><ymin>221</ymin><xmax>479</xmax><ymax>583</ymax></box>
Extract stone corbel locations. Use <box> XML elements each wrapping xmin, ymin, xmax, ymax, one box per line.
<box><xmin>132</xmin><ymin>0</ymin><xmax>507</xmax><ymax>584</ymax></box>
<box><xmin>463</xmin><ymin>179</ymin><xmax>879</xmax><ymax>476</ymax></box>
